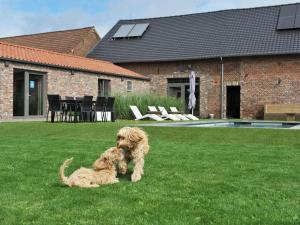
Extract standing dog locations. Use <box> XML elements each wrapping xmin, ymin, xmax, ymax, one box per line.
<box><xmin>115</xmin><ymin>127</ymin><xmax>149</xmax><ymax>182</ymax></box>
<box><xmin>59</xmin><ymin>147</ymin><xmax>123</xmax><ymax>188</ymax></box>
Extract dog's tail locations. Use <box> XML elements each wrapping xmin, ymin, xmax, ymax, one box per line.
<box><xmin>59</xmin><ymin>158</ymin><xmax>73</xmax><ymax>187</ymax></box>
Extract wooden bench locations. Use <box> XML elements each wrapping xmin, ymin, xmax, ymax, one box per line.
<box><xmin>264</xmin><ymin>104</ymin><xmax>300</xmax><ymax>121</ymax></box>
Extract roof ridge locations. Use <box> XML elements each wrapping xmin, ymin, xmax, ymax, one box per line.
<box><xmin>0</xmin><ymin>26</ymin><xmax>95</xmax><ymax>39</ymax></box>
<box><xmin>119</xmin><ymin>2</ymin><xmax>299</xmax><ymax>22</ymax></box>
<box><xmin>0</xmin><ymin>40</ymin><xmax>112</xmax><ymax>64</ymax></box>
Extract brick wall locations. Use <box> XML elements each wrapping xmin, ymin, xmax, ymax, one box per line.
<box><xmin>0</xmin><ymin>61</ymin><xmax>149</xmax><ymax>120</ymax></box>
<box><xmin>240</xmin><ymin>56</ymin><xmax>300</xmax><ymax>119</ymax></box>
<box><xmin>119</xmin><ymin>55</ymin><xmax>300</xmax><ymax>119</ymax></box>
<box><xmin>73</xmin><ymin>28</ymin><xmax>101</xmax><ymax>56</ymax></box>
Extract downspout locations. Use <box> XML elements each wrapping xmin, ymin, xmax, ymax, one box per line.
<box><xmin>220</xmin><ymin>57</ymin><xmax>224</xmax><ymax>119</ymax></box>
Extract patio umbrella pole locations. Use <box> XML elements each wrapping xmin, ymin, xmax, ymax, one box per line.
<box><xmin>188</xmin><ymin>71</ymin><xmax>196</xmax><ymax>116</ymax></box>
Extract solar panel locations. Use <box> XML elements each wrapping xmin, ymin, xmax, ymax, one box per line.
<box><xmin>113</xmin><ymin>24</ymin><xmax>135</xmax><ymax>38</ymax></box>
<box><xmin>295</xmin><ymin>5</ymin><xmax>300</xmax><ymax>28</ymax></box>
<box><xmin>127</xmin><ymin>23</ymin><xmax>150</xmax><ymax>37</ymax></box>
<box><xmin>277</xmin><ymin>16</ymin><xmax>296</xmax><ymax>30</ymax></box>
<box><xmin>277</xmin><ymin>5</ymin><xmax>297</xmax><ymax>30</ymax></box>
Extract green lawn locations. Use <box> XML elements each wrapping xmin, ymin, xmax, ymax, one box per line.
<box><xmin>0</xmin><ymin>121</ymin><xmax>299</xmax><ymax>225</ymax></box>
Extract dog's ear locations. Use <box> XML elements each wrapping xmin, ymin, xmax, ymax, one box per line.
<box><xmin>128</xmin><ymin>128</ymin><xmax>143</xmax><ymax>144</ymax></box>
<box><xmin>93</xmin><ymin>157</ymin><xmax>109</xmax><ymax>170</ymax></box>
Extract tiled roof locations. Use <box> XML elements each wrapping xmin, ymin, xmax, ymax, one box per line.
<box><xmin>0</xmin><ymin>41</ymin><xmax>148</xmax><ymax>80</ymax></box>
<box><xmin>88</xmin><ymin>3</ymin><xmax>300</xmax><ymax>63</ymax></box>
<box><xmin>0</xmin><ymin>27</ymin><xmax>100</xmax><ymax>56</ymax></box>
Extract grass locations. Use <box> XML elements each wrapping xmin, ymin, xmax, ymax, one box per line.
<box><xmin>0</xmin><ymin>121</ymin><xmax>299</xmax><ymax>225</ymax></box>
<box><xmin>114</xmin><ymin>93</ymin><xmax>184</xmax><ymax>119</ymax></box>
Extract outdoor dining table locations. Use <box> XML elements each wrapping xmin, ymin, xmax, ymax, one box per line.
<box><xmin>50</xmin><ymin>99</ymin><xmax>96</xmax><ymax>123</ymax></box>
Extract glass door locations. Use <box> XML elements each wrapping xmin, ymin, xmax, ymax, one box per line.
<box><xmin>29</xmin><ymin>74</ymin><xmax>44</xmax><ymax>116</ymax></box>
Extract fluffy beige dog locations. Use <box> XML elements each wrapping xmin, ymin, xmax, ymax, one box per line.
<box><xmin>116</xmin><ymin>127</ymin><xmax>149</xmax><ymax>182</ymax></box>
<box><xmin>59</xmin><ymin>147</ymin><xmax>123</xmax><ymax>188</ymax></box>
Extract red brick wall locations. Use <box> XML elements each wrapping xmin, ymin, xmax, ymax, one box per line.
<box><xmin>73</xmin><ymin>29</ymin><xmax>100</xmax><ymax>56</ymax></box>
<box><xmin>240</xmin><ymin>56</ymin><xmax>300</xmax><ymax>119</ymax></box>
<box><xmin>119</xmin><ymin>55</ymin><xmax>300</xmax><ymax>119</ymax></box>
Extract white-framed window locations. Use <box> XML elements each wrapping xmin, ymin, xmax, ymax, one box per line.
<box><xmin>127</xmin><ymin>80</ymin><xmax>133</xmax><ymax>92</ymax></box>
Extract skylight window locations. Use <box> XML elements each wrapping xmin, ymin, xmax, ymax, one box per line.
<box><xmin>113</xmin><ymin>23</ymin><xmax>150</xmax><ymax>39</ymax></box>
<box><xmin>277</xmin><ymin>4</ymin><xmax>300</xmax><ymax>30</ymax></box>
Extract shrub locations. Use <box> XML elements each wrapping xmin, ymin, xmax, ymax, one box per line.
<box><xmin>114</xmin><ymin>93</ymin><xmax>184</xmax><ymax>119</ymax></box>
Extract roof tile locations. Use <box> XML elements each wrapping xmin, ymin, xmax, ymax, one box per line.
<box><xmin>0</xmin><ymin>41</ymin><xmax>147</xmax><ymax>80</ymax></box>
<box><xmin>0</xmin><ymin>27</ymin><xmax>99</xmax><ymax>56</ymax></box>
<box><xmin>88</xmin><ymin>3</ymin><xmax>300</xmax><ymax>63</ymax></box>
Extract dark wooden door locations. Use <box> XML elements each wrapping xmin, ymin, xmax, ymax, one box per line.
<box><xmin>226</xmin><ymin>86</ymin><xmax>240</xmax><ymax>119</ymax></box>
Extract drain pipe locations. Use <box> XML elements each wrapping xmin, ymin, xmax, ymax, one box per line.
<box><xmin>220</xmin><ymin>57</ymin><xmax>224</xmax><ymax>119</ymax></box>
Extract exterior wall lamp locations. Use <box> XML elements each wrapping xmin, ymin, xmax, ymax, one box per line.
<box><xmin>277</xmin><ymin>78</ymin><xmax>282</xmax><ymax>85</ymax></box>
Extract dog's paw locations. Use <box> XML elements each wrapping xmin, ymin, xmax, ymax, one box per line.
<box><xmin>131</xmin><ymin>174</ymin><xmax>141</xmax><ymax>182</ymax></box>
<box><xmin>119</xmin><ymin>169</ymin><xmax>127</xmax><ymax>175</ymax></box>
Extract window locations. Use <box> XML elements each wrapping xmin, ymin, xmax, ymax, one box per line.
<box><xmin>127</xmin><ymin>80</ymin><xmax>133</xmax><ymax>92</ymax></box>
<box><xmin>98</xmin><ymin>79</ymin><xmax>111</xmax><ymax>96</ymax></box>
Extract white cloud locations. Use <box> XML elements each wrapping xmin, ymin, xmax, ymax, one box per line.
<box><xmin>0</xmin><ymin>0</ymin><xmax>299</xmax><ymax>38</ymax></box>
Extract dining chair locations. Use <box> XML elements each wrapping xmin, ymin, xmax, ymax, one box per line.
<box><xmin>106</xmin><ymin>97</ymin><xmax>115</xmax><ymax>122</ymax></box>
<box><xmin>47</xmin><ymin>94</ymin><xmax>63</xmax><ymax>122</ymax></box>
<box><xmin>64</xmin><ymin>96</ymin><xmax>76</xmax><ymax>122</ymax></box>
<box><xmin>80</xmin><ymin>96</ymin><xmax>93</xmax><ymax>122</ymax></box>
<box><xmin>94</xmin><ymin>96</ymin><xmax>107</xmax><ymax>122</ymax></box>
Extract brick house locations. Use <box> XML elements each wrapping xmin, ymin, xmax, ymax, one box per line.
<box><xmin>88</xmin><ymin>3</ymin><xmax>300</xmax><ymax>119</ymax></box>
<box><xmin>0</xmin><ymin>27</ymin><xmax>100</xmax><ymax>56</ymax></box>
<box><xmin>0</xmin><ymin>41</ymin><xmax>149</xmax><ymax>120</ymax></box>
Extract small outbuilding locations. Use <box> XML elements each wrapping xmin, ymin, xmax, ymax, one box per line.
<box><xmin>0</xmin><ymin>41</ymin><xmax>150</xmax><ymax>120</ymax></box>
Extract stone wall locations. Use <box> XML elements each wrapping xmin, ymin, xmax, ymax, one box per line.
<box><xmin>0</xmin><ymin>62</ymin><xmax>14</xmax><ymax>119</ymax></box>
<box><xmin>0</xmin><ymin>61</ymin><xmax>149</xmax><ymax>120</ymax></box>
<box><xmin>119</xmin><ymin>55</ymin><xmax>300</xmax><ymax>119</ymax></box>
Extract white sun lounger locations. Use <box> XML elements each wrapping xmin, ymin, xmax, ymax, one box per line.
<box><xmin>130</xmin><ymin>106</ymin><xmax>164</xmax><ymax>121</ymax></box>
<box><xmin>160</xmin><ymin>106</ymin><xmax>190</xmax><ymax>121</ymax></box>
<box><xmin>148</xmin><ymin>106</ymin><xmax>160</xmax><ymax>114</ymax></box>
<box><xmin>157</xmin><ymin>106</ymin><xmax>181</xmax><ymax>121</ymax></box>
<box><xmin>170</xmin><ymin>107</ymin><xmax>199</xmax><ymax>120</ymax></box>
<box><xmin>149</xmin><ymin>105</ymin><xmax>182</xmax><ymax>121</ymax></box>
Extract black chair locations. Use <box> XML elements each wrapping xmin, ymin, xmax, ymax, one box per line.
<box><xmin>64</xmin><ymin>96</ymin><xmax>76</xmax><ymax>122</ymax></box>
<box><xmin>94</xmin><ymin>96</ymin><xmax>107</xmax><ymax>122</ymax></box>
<box><xmin>47</xmin><ymin>94</ymin><xmax>63</xmax><ymax>122</ymax></box>
<box><xmin>75</xmin><ymin>97</ymin><xmax>83</xmax><ymax>101</ymax></box>
<box><xmin>80</xmin><ymin>96</ymin><xmax>93</xmax><ymax>122</ymax></box>
<box><xmin>106</xmin><ymin>97</ymin><xmax>115</xmax><ymax>122</ymax></box>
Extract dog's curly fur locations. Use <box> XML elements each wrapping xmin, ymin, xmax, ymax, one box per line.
<box><xmin>59</xmin><ymin>147</ymin><xmax>123</xmax><ymax>188</ymax></box>
<box><xmin>115</xmin><ymin>127</ymin><xmax>149</xmax><ymax>182</ymax></box>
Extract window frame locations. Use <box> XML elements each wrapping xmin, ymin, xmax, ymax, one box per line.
<box><xmin>98</xmin><ymin>79</ymin><xmax>111</xmax><ymax>97</ymax></box>
<box><xmin>126</xmin><ymin>80</ymin><xmax>133</xmax><ymax>92</ymax></box>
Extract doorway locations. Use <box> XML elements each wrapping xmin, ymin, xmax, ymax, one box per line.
<box><xmin>29</xmin><ymin>75</ymin><xmax>44</xmax><ymax>115</ymax></box>
<box><xmin>226</xmin><ymin>86</ymin><xmax>240</xmax><ymax>119</ymax></box>
<box><xmin>13</xmin><ymin>70</ymin><xmax>46</xmax><ymax>117</ymax></box>
<box><xmin>167</xmin><ymin>77</ymin><xmax>199</xmax><ymax>115</ymax></box>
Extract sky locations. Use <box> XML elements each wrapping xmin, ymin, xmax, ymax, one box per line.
<box><xmin>0</xmin><ymin>0</ymin><xmax>299</xmax><ymax>38</ymax></box>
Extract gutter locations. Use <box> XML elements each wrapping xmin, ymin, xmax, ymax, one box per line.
<box><xmin>220</xmin><ymin>57</ymin><xmax>224</xmax><ymax>119</ymax></box>
<box><xmin>0</xmin><ymin>57</ymin><xmax>150</xmax><ymax>81</ymax></box>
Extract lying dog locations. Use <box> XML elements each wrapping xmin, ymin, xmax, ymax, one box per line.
<box><xmin>59</xmin><ymin>147</ymin><xmax>124</xmax><ymax>188</ymax></box>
